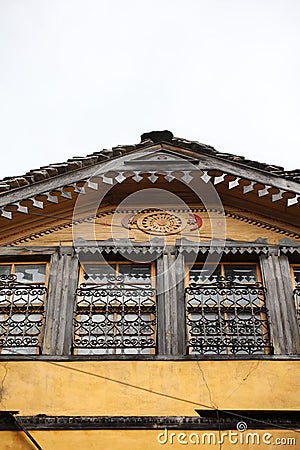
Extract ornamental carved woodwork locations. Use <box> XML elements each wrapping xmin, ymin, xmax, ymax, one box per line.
<box><xmin>136</xmin><ymin>211</ymin><xmax>187</xmax><ymax>235</ymax></box>
<box><xmin>121</xmin><ymin>209</ymin><xmax>202</xmax><ymax>236</ymax></box>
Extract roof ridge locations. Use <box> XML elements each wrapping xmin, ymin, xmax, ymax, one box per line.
<box><xmin>0</xmin><ymin>132</ymin><xmax>299</xmax><ymax>193</ymax></box>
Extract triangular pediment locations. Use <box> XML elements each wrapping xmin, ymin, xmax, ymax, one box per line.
<box><xmin>0</xmin><ymin>134</ymin><xmax>299</xmax><ymax>233</ymax></box>
<box><xmin>125</xmin><ymin>148</ymin><xmax>199</xmax><ymax>165</ymax></box>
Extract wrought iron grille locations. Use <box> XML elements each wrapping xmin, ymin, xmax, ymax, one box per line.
<box><xmin>0</xmin><ymin>274</ymin><xmax>47</xmax><ymax>353</ymax></box>
<box><xmin>73</xmin><ymin>274</ymin><xmax>156</xmax><ymax>354</ymax></box>
<box><xmin>292</xmin><ymin>267</ymin><xmax>300</xmax><ymax>328</ymax></box>
<box><xmin>185</xmin><ymin>276</ymin><xmax>272</xmax><ymax>355</ymax></box>
<box><xmin>293</xmin><ymin>284</ymin><xmax>300</xmax><ymax>327</ymax></box>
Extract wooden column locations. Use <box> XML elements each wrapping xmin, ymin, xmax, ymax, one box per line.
<box><xmin>156</xmin><ymin>248</ymin><xmax>186</xmax><ymax>355</ymax></box>
<box><xmin>43</xmin><ymin>248</ymin><xmax>79</xmax><ymax>355</ymax></box>
<box><xmin>174</xmin><ymin>252</ymin><xmax>186</xmax><ymax>355</ymax></box>
<box><xmin>260</xmin><ymin>252</ymin><xmax>300</xmax><ymax>355</ymax></box>
<box><xmin>156</xmin><ymin>252</ymin><xmax>171</xmax><ymax>355</ymax></box>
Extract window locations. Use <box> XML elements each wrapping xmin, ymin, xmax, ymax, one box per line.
<box><xmin>291</xmin><ymin>265</ymin><xmax>300</xmax><ymax>327</ymax></box>
<box><xmin>185</xmin><ymin>263</ymin><xmax>272</xmax><ymax>355</ymax></box>
<box><xmin>0</xmin><ymin>263</ymin><xmax>48</xmax><ymax>354</ymax></box>
<box><xmin>73</xmin><ymin>263</ymin><xmax>156</xmax><ymax>355</ymax></box>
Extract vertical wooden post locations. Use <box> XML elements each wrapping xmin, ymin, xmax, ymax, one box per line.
<box><xmin>174</xmin><ymin>251</ymin><xmax>186</xmax><ymax>355</ymax></box>
<box><xmin>260</xmin><ymin>251</ymin><xmax>300</xmax><ymax>355</ymax></box>
<box><xmin>156</xmin><ymin>252</ymin><xmax>170</xmax><ymax>355</ymax></box>
<box><xmin>43</xmin><ymin>247</ymin><xmax>79</xmax><ymax>355</ymax></box>
<box><xmin>156</xmin><ymin>247</ymin><xmax>186</xmax><ymax>355</ymax></box>
<box><xmin>42</xmin><ymin>250</ymin><xmax>59</xmax><ymax>355</ymax></box>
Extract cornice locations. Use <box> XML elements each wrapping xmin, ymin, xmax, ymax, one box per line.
<box><xmin>5</xmin><ymin>206</ymin><xmax>299</xmax><ymax>247</ymax></box>
<box><xmin>0</xmin><ymin>412</ymin><xmax>299</xmax><ymax>431</ymax></box>
<box><xmin>0</xmin><ymin>149</ymin><xmax>300</xmax><ymax>221</ymax></box>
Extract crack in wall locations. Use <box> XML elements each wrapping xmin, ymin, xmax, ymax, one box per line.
<box><xmin>196</xmin><ymin>362</ymin><xmax>223</xmax><ymax>449</ymax></box>
<box><xmin>222</xmin><ymin>361</ymin><xmax>261</xmax><ymax>404</ymax></box>
<box><xmin>195</xmin><ymin>362</ymin><xmax>264</xmax><ymax>450</ymax></box>
<box><xmin>196</xmin><ymin>361</ymin><xmax>218</xmax><ymax>410</ymax></box>
<box><xmin>242</xmin><ymin>360</ymin><xmax>260</xmax><ymax>382</ymax></box>
<box><xmin>0</xmin><ymin>362</ymin><xmax>8</xmax><ymax>408</ymax></box>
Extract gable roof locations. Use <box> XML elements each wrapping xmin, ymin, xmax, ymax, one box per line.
<box><xmin>0</xmin><ymin>130</ymin><xmax>299</xmax><ymax>232</ymax></box>
<box><xmin>0</xmin><ymin>130</ymin><xmax>299</xmax><ymax>194</ymax></box>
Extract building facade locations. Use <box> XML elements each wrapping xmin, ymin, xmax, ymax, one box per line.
<box><xmin>0</xmin><ymin>131</ymin><xmax>299</xmax><ymax>449</ymax></box>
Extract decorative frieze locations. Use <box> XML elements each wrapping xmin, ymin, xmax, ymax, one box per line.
<box><xmin>4</xmin><ymin>205</ymin><xmax>299</xmax><ymax>247</ymax></box>
<box><xmin>0</xmin><ymin>412</ymin><xmax>299</xmax><ymax>430</ymax></box>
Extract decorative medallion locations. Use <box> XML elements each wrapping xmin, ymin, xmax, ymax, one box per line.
<box><xmin>120</xmin><ymin>210</ymin><xmax>203</xmax><ymax>235</ymax></box>
<box><xmin>136</xmin><ymin>211</ymin><xmax>188</xmax><ymax>235</ymax></box>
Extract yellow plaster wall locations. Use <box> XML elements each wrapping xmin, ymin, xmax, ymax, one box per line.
<box><xmin>0</xmin><ymin>360</ymin><xmax>299</xmax><ymax>416</ymax></box>
<box><xmin>1</xmin><ymin>429</ymin><xmax>299</xmax><ymax>450</ymax></box>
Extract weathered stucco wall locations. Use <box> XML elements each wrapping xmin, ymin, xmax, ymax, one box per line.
<box><xmin>0</xmin><ymin>360</ymin><xmax>299</xmax><ymax>416</ymax></box>
<box><xmin>0</xmin><ymin>360</ymin><xmax>299</xmax><ymax>448</ymax></box>
<box><xmin>1</xmin><ymin>429</ymin><xmax>299</xmax><ymax>450</ymax></box>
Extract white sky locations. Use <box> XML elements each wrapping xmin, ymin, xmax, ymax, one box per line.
<box><xmin>0</xmin><ymin>0</ymin><xmax>299</xmax><ymax>180</ymax></box>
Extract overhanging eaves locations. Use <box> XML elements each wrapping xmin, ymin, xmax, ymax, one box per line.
<box><xmin>0</xmin><ymin>145</ymin><xmax>299</xmax><ymax>221</ymax></box>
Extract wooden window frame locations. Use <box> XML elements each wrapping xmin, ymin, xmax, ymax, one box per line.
<box><xmin>73</xmin><ymin>261</ymin><xmax>156</xmax><ymax>355</ymax></box>
<box><xmin>185</xmin><ymin>262</ymin><xmax>272</xmax><ymax>355</ymax></box>
<box><xmin>0</xmin><ymin>262</ymin><xmax>49</xmax><ymax>355</ymax></box>
<box><xmin>290</xmin><ymin>264</ymin><xmax>300</xmax><ymax>326</ymax></box>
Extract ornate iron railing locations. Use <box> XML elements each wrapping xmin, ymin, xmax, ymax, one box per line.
<box><xmin>185</xmin><ymin>276</ymin><xmax>272</xmax><ymax>355</ymax></box>
<box><xmin>293</xmin><ymin>284</ymin><xmax>300</xmax><ymax>326</ymax></box>
<box><xmin>73</xmin><ymin>275</ymin><xmax>156</xmax><ymax>354</ymax></box>
<box><xmin>0</xmin><ymin>274</ymin><xmax>47</xmax><ymax>353</ymax></box>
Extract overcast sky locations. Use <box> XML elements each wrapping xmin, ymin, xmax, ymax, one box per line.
<box><xmin>0</xmin><ymin>0</ymin><xmax>299</xmax><ymax>180</ymax></box>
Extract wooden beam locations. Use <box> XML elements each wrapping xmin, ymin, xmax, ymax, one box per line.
<box><xmin>260</xmin><ymin>253</ymin><xmax>300</xmax><ymax>355</ymax></box>
<box><xmin>43</xmin><ymin>248</ymin><xmax>79</xmax><ymax>355</ymax></box>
